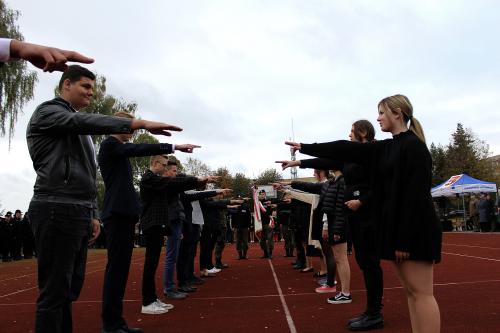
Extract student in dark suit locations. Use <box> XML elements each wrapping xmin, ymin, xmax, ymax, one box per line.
<box><xmin>98</xmin><ymin>111</ymin><xmax>199</xmax><ymax>333</ymax></box>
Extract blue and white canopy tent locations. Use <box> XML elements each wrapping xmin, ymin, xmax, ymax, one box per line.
<box><xmin>431</xmin><ymin>174</ymin><xmax>497</xmax><ymax>198</ymax></box>
<box><xmin>431</xmin><ymin>174</ymin><xmax>498</xmax><ymax>228</ymax></box>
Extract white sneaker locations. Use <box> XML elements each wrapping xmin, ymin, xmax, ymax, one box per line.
<box><xmin>207</xmin><ymin>267</ymin><xmax>220</xmax><ymax>274</ymax></box>
<box><xmin>141</xmin><ymin>302</ymin><xmax>169</xmax><ymax>314</ymax></box>
<box><xmin>156</xmin><ymin>299</ymin><xmax>174</xmax><ymax>310</ymax></box>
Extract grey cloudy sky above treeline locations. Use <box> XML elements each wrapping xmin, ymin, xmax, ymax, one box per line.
<box><xmin>1</xmin><ymin>0</ymin><xmax>499</xmax><ymax>211</ymax></box>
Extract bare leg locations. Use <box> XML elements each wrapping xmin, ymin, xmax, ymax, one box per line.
<box><xmin>393</xmin><ymin>261</ymin><xmax>440</xmax><ymax>333</ymax></box>
<box><xmin>332</xmin><ymin>243</ymin><xmax>350</xmax><ymax>293</ymax></box>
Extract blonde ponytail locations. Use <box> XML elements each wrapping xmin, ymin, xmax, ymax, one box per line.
<box><xmin>409</xmin><ymin>117</ymin><xmax>426</xmax><ymax>143</ymax></box>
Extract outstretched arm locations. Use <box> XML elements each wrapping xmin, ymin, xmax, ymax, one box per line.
<box><xmin>7</xmin><ymin>39</ymin><xmax>94</xmax><ymax>72</ymax></box>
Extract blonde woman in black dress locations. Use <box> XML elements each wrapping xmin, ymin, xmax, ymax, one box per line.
<box><xmin>285</xmin><ymin>94</ymin><xmax>441</xmax><ymax>333</ymax></box>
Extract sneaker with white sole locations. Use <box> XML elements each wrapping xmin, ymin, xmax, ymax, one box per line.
<box><xmin>141</xmin><ymin>302</ymin><xmax>169</xmax><ymax>314</ymax></box>
<box><xmin>207</xmin><ymin>267</ymin><xmax>220</xmax><ymax>274</ymax></box>
<box><xmin>315</xmin><ymin>284</ymin><xmax>337</xmax><ymax>293</ymax></box>
<box><xmin>156</xmin><ymin>299</ymin><xmax>174</xmax><ymax>310</ymax></box>
<box><xmin>327</xmin><ymin>292</ymin><xmax>352</xmax><ymax>304</ymax></box>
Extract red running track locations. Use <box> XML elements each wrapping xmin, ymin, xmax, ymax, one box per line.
<box><xmin>1</xmin><ymin>232</ymin><xmax>500</xmax><ymax>333</ymax></box>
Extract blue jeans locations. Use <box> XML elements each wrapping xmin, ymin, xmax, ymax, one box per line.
<box><xmin>163</xmin><ymin>222</ymin><xmax>183</xmax><ymax>292</ymax></box>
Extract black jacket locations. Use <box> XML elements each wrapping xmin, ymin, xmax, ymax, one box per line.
<box><xmin>200</xmin><ymin>199</ymin><xmax>230</xmax><ymax>228</ymax></box>
<box><xmin>301</xmin><ymin>158</ymin><xmax>372</xmax><ymax>221</ymax></box>
<box><xmin>229</xmin><ymin>202</ymin><xmax>252</xmax><ymax>229</ymax></box>
<box><xmin>98</xmin><ymin>136</ymin><xmax>173</xmax><ymax>220</ymax></box>
<box><xmin>139</xmin><ymin>170</ymin><xmax>200</xmax><ymax>232</ymax></box>
<box><xmin>301</xmin><ymin>131</ymin><xmax>442</xmax><ymax>262</ymax></box>
<box><xmin>27</xmin><ymin>97</ymin><xmax>133</xmax><ymax>218</ymax></box>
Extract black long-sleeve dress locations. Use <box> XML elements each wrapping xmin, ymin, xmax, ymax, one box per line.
<box><xmin>300</xmin><ymin>130</ymin><xmax>442</xmax><ymax>263</ymax></box>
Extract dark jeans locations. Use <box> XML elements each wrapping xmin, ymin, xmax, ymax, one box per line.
<box><xmin>349</xmin><ymin>214</ymin><xmax>383</xmax><ymax>315</ymax></box>
<box><xmin>102</xmin><ymin>216</ymin><xmax>137</xmax><ymax>331</ymax></box>
<box><xmin>163</xmin><ymin>221</ymin><xmax>182</xmax><ymax>292</ymax></box>
<box><xmin>141</xmin><ymin>225</ymin><xmax>165</xmax><ymax>306</ymax></box>
<box><xmin>29</xmin><ymin>201</ymin><xmax>91</xmax><ymax>333</ymax></box>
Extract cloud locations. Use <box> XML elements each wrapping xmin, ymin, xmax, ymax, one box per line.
<box><xmin>1</xmin><ymin>0</ymin><xmax>499</xmax><ymax>210</ymax></box>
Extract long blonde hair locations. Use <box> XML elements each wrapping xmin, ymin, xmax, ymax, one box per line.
<box><xmin>378</xmin><ymin>94</ymin><xmax>426</xmax><ymax>143</ymax></box>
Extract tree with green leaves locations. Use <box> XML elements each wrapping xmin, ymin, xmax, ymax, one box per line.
<box><xmin>232</xmin><ymin>172</ymin><xmax>252</xmax><ymax>197</ymax></box>
<box><xmin>255</xmin><ymin>168</ymin><xmax>283</xmax><ymax>185</ymax></box>
<box><xmin>444</xmin><ymin>123</ymin><xmax>493</xmax><ymax>181</ymax></box>
<box><xmin>183</xmin><ymin>157</ymin><xmax>212</xmax><ymax>177</ymax></box>
<box><xmin>0</xmin><ymin>0</ymin><xmax>37</xmax><ymax>142</ymax></box>
<box><xmin>213</xmin><ymin>167</ymin><xmax>233</xmax><ymax>189</ymax></box>
<box><xmin>429</xmin><ymin>143</ymin><xmax>447</xmax><ymax>187</ymax></box>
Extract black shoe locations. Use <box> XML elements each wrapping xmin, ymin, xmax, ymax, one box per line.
<box><xmin>291</xmin><ymin>261</ymin><xmax>298</xmax><ymax>265</ymax></box>
<box><xmin>215</xmin><ymin>263</ymin><xmax>229</xmax><ymax>269</ymax></box>
<box><xmin>293</xmin><ymin>264</ymin><xmax>305</xmax><ymax>270</ymax></box>
<box><xmin>348</xmin><ymin>312</ymin><xmax>368</xmax><ymax>325</ymax></box>
<box><xmin>121</xmin><ymin>326</ymin><xmax>144</xmax><ymax>333</ymax></box>
<box><xmin>348</xmin><ymin>313</ymin><xmax>384</xmax><ymax>331</ymax></box>
<box><xmin>188</xmin><ymin>276</ymin><xmax>205</xmax><ymax>285</ymax></box>
<box><xmin>178</xmin><ymin>285</ymin><xmax>197</xmax><ymax>293</ymax></box>
<box><xmin>102</xmin><ymin>326</ymin><xmax>143</xmax><ymax>333</ymax></box>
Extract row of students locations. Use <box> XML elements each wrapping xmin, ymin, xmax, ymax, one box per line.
<box><xmin>276</xmin><ymin>94</ymin><xmax>442</xmax><ymax>333</ymax></box>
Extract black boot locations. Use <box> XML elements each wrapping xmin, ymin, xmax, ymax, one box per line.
<box><xmin>260</xmin><ymin>250</ymin><xmax>269</xmax><ymax>259</ymax></box>
<box><xmin>238</xmin><ymin>251</ymin><xmax>243</xmax><ymax>259</ymax></box>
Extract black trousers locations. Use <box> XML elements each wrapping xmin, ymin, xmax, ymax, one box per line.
<box><xmin>187</xmin><ymin>224</ymin><xmax>201</xmax><ymax>280</ymax></box>
<box><xmin>141</xmin><ymin>225</ymin><xmax>165</xmax><ymax>306</ymax></box>
<box><xmin>101</xmin><ymin>216</ymin><xmax>137</xmax><ymax>331</ymax></box>
<box><xmin>294</xmin><ymin>228</ymin><xmax>306</xmax><ymax>265</ymax></box>
<box><xmin>176</xmin><ymin>222</ymin><xmax>192</xmax><ymax>286</ymax></box>
<box><xmin>29</xmin><ymin>201</ymin><xmax>91</xmax><ymax>333</ymax></box>
<box><xmin>199</xmin><ymin>225</ymin><xmax>216</xmax><ymax>270</ymax></box>
<box><xmin>349</xmin><ymin>214</ymin><xmax>383</xmax><ymax>315</ymax></box>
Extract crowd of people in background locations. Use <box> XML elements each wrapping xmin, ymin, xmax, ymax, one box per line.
<box><xmin>0</xmin><ymin>210</ymin><xmax>35</xmax><ymax>262</ymax></box>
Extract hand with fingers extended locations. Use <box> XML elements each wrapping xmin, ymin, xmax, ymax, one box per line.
<box><xmin>175</xmin><ymin>144</ymin><xmax>201</xmax><ymax>153</ymax></box>
<box><xmin>217</xmin><ymin>188</ymin><xmax>233</xmax><ymax>196</ymax></box>
<box><xmin>9</xmin><ymin>39</ymin><xmax>94</xmax><ymax>72</ymax></box>
<box><xmin>285</xmin><ymin>141</ymin><xmax>301</xmax><ymax>153</ymax></box>
<box><xmin>231</xmin><ymin>199</ymin><xmax>245</xmax><ymax>205</ymax></box>
<box><xmin>275</xmin><ymin>159</ymin><xmax>301</xmax><ymax>170</ymax></box>
<box><xmin>198</xmin><ymin>175</ymin><xmax>219</xmax><ymax>183</ymax></box>
<box><xmin>131</xmin><ymin>119</ymin><xmax>182</xmax><ymax>136</ymax></box>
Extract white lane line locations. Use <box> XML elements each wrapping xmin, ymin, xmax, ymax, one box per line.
<box><xmin>2</xmin><ymin>278</ymin><xmax>500</xmax><ymax>306</ymax></box>
<box><xmin>443</xmin><ymin>243</ymin><xmax>500</xmax><ymax>250</ymax></box>
<box><xmin>442</xmin><ymin>252</ymin><xmax>500</xmax><ymax>262</ymax></box>
<box><xmin>0</xmin><ymin>255</ymin><xmax>115</xmax><ymax>283</ymax></box>
<box><xmin>268</xmin><ymin>259</ymin><xmax>298</xmax><ymax>333</ymax></box>
<box><xmin>0</xmin><ymin>257</ymin><xmax>144</xmax><ymax>298</ymax></box>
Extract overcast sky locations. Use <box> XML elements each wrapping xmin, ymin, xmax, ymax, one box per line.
<box><xmin>1</xmin><ymin>0</ymin><xmax>499</xmax><ymax>211</ymax></box>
